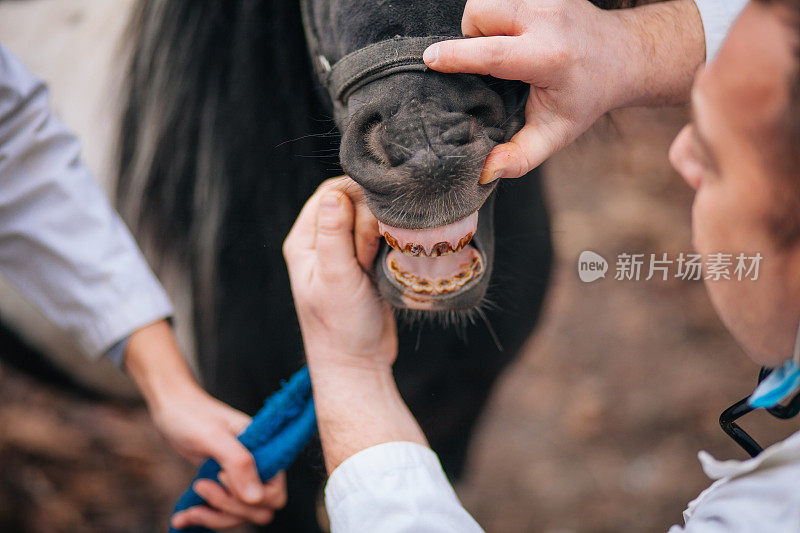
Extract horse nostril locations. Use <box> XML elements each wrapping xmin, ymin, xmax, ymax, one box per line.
<box><xmin>360</xmin><ymin>113</ymin><xmax>393</xmax><ymax>166</ymax></box>
<box><xmin>440</xmin><ymin>119</ymin><xmax>474</xmax><ymax>146</ymax></box>
<box><xmin>466</xmin><ymin>105</ymin><xmax>495</xmax><ymax>126</ymax></box>
<box><xmin>464</xmin><ymin>105</ymin><xmax>505</xmax><ymax>143</ymax></box>
<box><xmin>359</xmin><ymin>112</ymin><xmax>382</xmax><ymax>140</ymax></box>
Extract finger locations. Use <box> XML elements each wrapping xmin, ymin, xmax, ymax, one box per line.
<box><xmin>182</xmin><ymin>450</ymin><xmax>207</xmax><ymax>466</ymax></box>
<box><xmin>479</xmin><ymin>116</ymin><xmax>571</xmax><ymax>181</ymax></box>
<box><xmin>351</xmin><ymin>197</ymin><xmax>380</xmax><ymax>272</ymax></box>
<box><xmin>424</xmin><ymin>36</ymin><xmax>531</xmax><ymax>80</ymax></box>
<box><xmin>219</xmin><ymin>471</ymin><xmax>287</xmax><ymax>509</ymax></box>
<box><xmin>263</xmin><ymin>471</ymin><xmax>288</xmax><ymax>509</ymax></box>
<box><xmin>314</xmin><ymin>177</ymin><xmax>379</xmax><ymax>272</ymax></box>
<box><xmin>171</xmin><ymin>506</ymin><xmax>244</xmax><ymax>530</ymax></box>
<box><xmin>209</xmin><ymin>399</ymin><xmax>252</xmax><ymax>435</ymax></box>
<box><xmin>461</xmin><ymin>0</ymin><xmax>527</xmax><ymax>37</ymax></box>
<box><xmin>225</xmin><ymin>409</ymin><xmax>252</xmax><ymax>435</ymax></box>
<box><xmin>283</xmin><ymin>177</ymin><xmax>350</xmax><ymax>259</ymax></box>
<box><xmin>315</xmin><ymin>191</ymin><xmax>361</xmax><ymax>283</ymax></box>
<box><xmin>332</xmin><ymin>176</ymin><xmax>365</xmax><ymax>204</ymax></box>
<box><xmin>193</xmin><ymin>480</ymin><xmax>275</xmax><ymax>525</ymax></box>
<box><xmin>218</xmin><ymin>470</ymin><xmax>232</xmax><ymax>491</ymax></box>
<box><xmin>284</xmin><ymin>194</ymin><xmax>323</xmax><ymax>259</ymax></box>
<box><xmin>204</xmin><ymin>436</ymin><xmax>263</xmax><ymax>505</ymax></box>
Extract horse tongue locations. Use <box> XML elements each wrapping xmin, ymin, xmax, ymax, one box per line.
<box><xmin>378</xmin><ymin>212</ymin><xmax>478</xmax><ymax>256</ymax></box>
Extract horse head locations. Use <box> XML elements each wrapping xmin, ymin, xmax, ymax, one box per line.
<box><xmin>302</xmin><ymin>0</ymin><xmax>529</xmax><ymax>313</ymax></box>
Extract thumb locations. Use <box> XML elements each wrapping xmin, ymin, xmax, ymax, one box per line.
<box><xmin>352</xmin><ymin>199</ymin><xmax>381</xmax><ymax>273</ymax></box>
<box><xmin>315</xmin><ymin>192</ymin><xmax>360</xmax><ymax>282</ymax></box>
<box><xmin>424</xmin><ymin>36</ymin><xmax>528</xmax><ymax>80</ymax></box>
<box><xmin>222</xmin><ymin>407</ymin><xmax>252</xmax><ymax>435</ymax></box>
<box><xmin>206</xmin><ymin>436</ymin><xmax>263</xmax><ymax>505</ymax></box>
<box><xmin>479</xmin><ymin>118</ymin><xmax>572</xmax><ymax>182</ymax></box>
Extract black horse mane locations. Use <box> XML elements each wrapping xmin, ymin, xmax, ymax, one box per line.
<box><xmin>118</xmin><ymin>1</ymin><xmax>340</xmax><ymax>376</ymax></box>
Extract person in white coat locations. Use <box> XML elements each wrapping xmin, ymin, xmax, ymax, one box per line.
<box><xmin>0</xmin><ymin>45</ymin><xmax>286</xmax><ymax>529</ymax></box>
<box><xmin>283</xmin><ymin>0</ymin><xmax>800</xmax><ymax>531</ymax></box>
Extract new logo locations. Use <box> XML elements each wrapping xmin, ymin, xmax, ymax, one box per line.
<box><xmin>578</xmin><ymin>251</ymin><xmax>608</xmax><ymax>283</ymax></box>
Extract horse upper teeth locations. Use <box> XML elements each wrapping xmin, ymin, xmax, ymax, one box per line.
<box><xmin>382</xmin><ymin>231</ymin><xmax>474</xmax><ymax>257</ymax></box>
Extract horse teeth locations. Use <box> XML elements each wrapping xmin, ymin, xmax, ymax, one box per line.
<box><xmin>382</xmin><ymin>232</ymin><xmax>474</xmax><ymax>257</ymax></box>
<box><xmin>431</xmin><ymin>242</ymin><xmax>452</xmax><ymax>257</ymax></box>
<box><xmin>457</xmin><ymin>232</ymin><xmax>474</xmax><ymax>251</ymax></box>
<box><xmin>386</xmin><ymin>255</ymin><xmax>483</xmax><ymax>295</ymax></box>
<box><xmin>383</xmin><ymin>232</ymin><xmax>401</xmax><ymax>252</ymax></box>
<box><xmin>405</xmin><ymin>243</ymin><xmax>424</xmax><ymax>256</ymax></box>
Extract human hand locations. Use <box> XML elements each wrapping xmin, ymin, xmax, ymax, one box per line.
<box><xmin>282</xmin><ymin>177</ymin><xmax>397</xmax><ymax>371</ymax></box>
<box><xmin>156</xmin><ymin>387</ymin><xmax>288</xmax><ymax>530</ymax></box>
<box><xmin>123</xmin><ymin>321</ymin><xmax>287</xmax><ymax>529</ymax></box>
<box><xmin>283</xmin><ymin>180</ymin><xmax>425</xmax><ymax>472</ymax></box>
<box><xmin>423</xmin><ymin>0</ymin><xmax>704</xmax><ymax>181</ymax></box>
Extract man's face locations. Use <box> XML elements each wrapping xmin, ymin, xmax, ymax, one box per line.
<box><xmin>669</xmin><ymin>1</ymin><xmax>800</xmax><ymax>365</ymax></box>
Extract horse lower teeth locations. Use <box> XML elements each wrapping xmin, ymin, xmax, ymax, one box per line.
<box><xmin>387</xmin><ymin>255</ymin><xmax>482</xmax><ymax>295</ymax></box>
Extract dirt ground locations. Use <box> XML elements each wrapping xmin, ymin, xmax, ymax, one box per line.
<box><xmin>1</xmin><ymin>1</ymin><xmax>799</xmax><ymax>532</ymax></box>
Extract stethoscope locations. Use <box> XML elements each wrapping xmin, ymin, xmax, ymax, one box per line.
<box><xmin>720</xmin><ymin>320</ymin><xmax>800</xmax><ymax>457</ymax></box>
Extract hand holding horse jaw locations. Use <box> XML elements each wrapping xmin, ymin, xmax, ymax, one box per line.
<box><xmin>283</xmin><ymin>177</ymin><xmax>398</xmax><ymax>373</ymax></box>
<box><xmin>284</xmin><ymin>178</ymin><xmax>428</xmax><ymax>473</ymax></box>
<box><xmin>424</xmin><ymin>0</ymin><xmax>706</xmax><ymax>181</ymax></box>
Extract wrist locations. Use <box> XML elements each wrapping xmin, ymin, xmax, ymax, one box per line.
<box><xmin>607</xmin><ymin>0</ymin><xmax>705</xmax><ymax>109</ymax></box>
<box><xmin>602</xmin><ymin>8</ymin><xmax>648</xmax><ymax>109</ymax></box>
<box><xmin>307</xmin><ymin>356</ymin><xmax>394</xmax><ymax>393</ymax></box>
<box><xmin>303</xmin><ymin>332</ymin><xmax>397</xmax><ymax>373</ymax></box>
<box><xmin>307</xmin><ymin>355</ymin><xmax>426</xmax><ymax>473</ymax></box>
<box><xmin>124</xmin><ymin>320</ymin><xmax>201</xmax><ymax>412</ymax></box>
<box><xmin>307</xmin><ymin>352</ymin><xmax>396</xmax><ymax>405</ymax></box>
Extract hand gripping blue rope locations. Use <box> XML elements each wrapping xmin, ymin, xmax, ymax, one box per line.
<box><xmin>169</xmin><ymin>366</ymin><xmax>317</xmax><ymax>533</ymax></box>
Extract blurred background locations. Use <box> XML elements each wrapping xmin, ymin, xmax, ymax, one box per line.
<box><xmin>0</xmin><ymin>0</ymin><xmax>795</xmax><ymax>532</ymax></box>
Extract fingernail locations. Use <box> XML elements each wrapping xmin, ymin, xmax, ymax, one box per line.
<box><xmin>245</xmin><ymin>483</ymin><xmax>262</xmax><ymax>503</ymax></box>
<box><xmin>321</xmin><ymin>194</ymin><xmax>340</xmax><ymax>209</ymax></box>
<box><xmin>480</xmin><ymin>168</ymin><xmax>504</xmax><ymax>184</ymax></box>
<box><xmin>171</xmin><ymin>514</ymin><xmax>184</xmax><ymax>528</ymax></box>
<box><xmin>423</xmin><ymin>44</ymin><xmax>438</xmax><ymax>65</ymax></box>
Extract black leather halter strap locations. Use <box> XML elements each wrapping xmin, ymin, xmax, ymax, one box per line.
<box><xmin>300</xmin><ymin>0</ymin><xmax>459</xmax><ymax>109</ymax></box>
<box><xmin>320</xmin><ymin>35</ymin><xmax>459</xmax><ymax>107</ymax></box>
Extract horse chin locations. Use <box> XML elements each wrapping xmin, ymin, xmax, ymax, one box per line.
<box><xmin>373</xmin><ymin>198</ymin><xmax>495</xmax><ymax>312</ymax></box>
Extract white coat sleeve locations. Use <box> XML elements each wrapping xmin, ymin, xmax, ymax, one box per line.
<box><xmin>0</xmin><ymin>43</ymin><xmax>173</xmax><ymax>359</ymax></box>
<box><xmin>325</xmin><ymin>442</ymin><xmax>484</xmax><ymax>533</ymax></box>
<box><xmin>692</xmin><ymin>0</ymin><xmax>749</xmax><ymax>61</ymax></box>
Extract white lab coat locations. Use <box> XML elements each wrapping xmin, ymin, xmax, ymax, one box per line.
<box><xmin>326</xmin><ymin>433</ymin><xmax>800</xmax><ymax>532</ymax></box>
<box><xmin>0</xmin><ymin>43</ymin><xmax>172</xmax><ymax>360</ymax></box>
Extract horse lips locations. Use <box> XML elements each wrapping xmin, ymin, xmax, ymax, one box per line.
<box><xmin>378</xmin><ymin>212</ymin><xmax>484</xmax><ymax>296</ymax></box>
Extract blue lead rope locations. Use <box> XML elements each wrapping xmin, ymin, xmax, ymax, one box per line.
<box><xmin>169</xmin><ymin>366</ymin><xmax>317</xmax><ymax>533</ymax></box>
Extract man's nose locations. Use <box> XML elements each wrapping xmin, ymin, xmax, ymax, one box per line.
<box><xmin>669</xmin><ymin>125</ymin><xmax>701</xmax><ymax>191</ymax></box>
